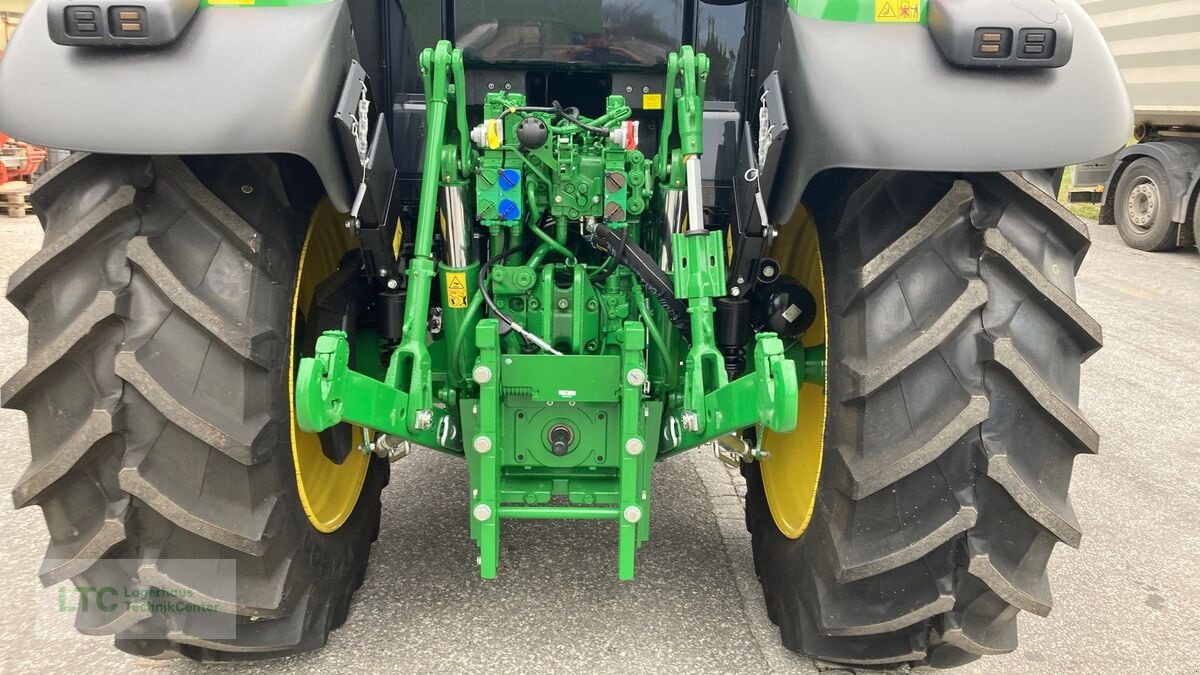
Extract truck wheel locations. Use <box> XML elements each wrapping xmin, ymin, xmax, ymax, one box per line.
<box><xmin>1114</xmin><ymin>157</ymin><xmax>1178</xmax><ymax>251</ymax></box>
<box><xmin>1193</xmin><ymin>191</ymin><xmax>1200</xmax><ymax>254</ymax></box>
<box><xmin>3</xmin><ymin>153</ymin><xmax>386</xmax><ymax>660</ymax></box>
<box><xmin>745</xmin><ymin>170</ymin><xmax>1099</xmax><ymax>667</ymax></box>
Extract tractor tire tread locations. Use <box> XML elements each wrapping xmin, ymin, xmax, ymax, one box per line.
<box><xmin>746</xmin><ymin>169</ymin><xmax>1097</xmax><ymax>666</ymax></box>
<box><xmin>4</xmin><ymin>153</ymin><xmax>385</xmax><ymax>661</ymax></box>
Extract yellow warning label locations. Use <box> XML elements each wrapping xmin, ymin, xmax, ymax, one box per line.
<box><xmin>875</xmin><ymin>0</ymin><xmax>920</xmax><ymax>22</ymax></box>
<box><xmin>642</xmin><ymin>93</ymin><xmax>663</xmax><ymax>110</ymax></box>
<box><xmin>208</xmin><ymin>0</ymin><xmax>255</xmax><ymax>5</ymax></box>
<box><xmin>446</xmin><ymin>272</ymin><xmax>468</xmax><ymax>309</ymax></box>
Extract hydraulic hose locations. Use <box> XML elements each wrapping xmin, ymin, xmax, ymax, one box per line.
<box><xmin>480</xmin><ymin>216</ymin><xmax>563</xmax><ymax>356</ymax></box>
<box><xmin>591</xmin><ymin>222</ymin><xmax>691</xmax><ymax>341</ymax></box>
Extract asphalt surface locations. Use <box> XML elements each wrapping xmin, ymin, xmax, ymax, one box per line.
<box><xmin>0</xmin><ymin>213</ymin><xmax>1197</xmax><ymax>674</ymax></box>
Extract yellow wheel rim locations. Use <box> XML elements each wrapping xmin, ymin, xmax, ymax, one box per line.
<box><xmin>760</xmin><ymin>206</ymin><xmax>827</xmax><ymax>539</ymax></box>
<box><xmin>289</xmin><ymin>200</ymin><xmax>371</xmax><ymax>533</ymax></box>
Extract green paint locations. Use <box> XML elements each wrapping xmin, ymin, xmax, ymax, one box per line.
<box><xmin>386</xmin><ymin>41</ymin><xmax>460</xmax><ymax>431</ymax></box>
<box><xmin>294</xmin><ymin>331</ymin><xmax>451</xmax><ymax>450</ymax></box>
<box><xmin>788</xmin><ymin>0</ymin><xmax>929</xmax><ymax>25</ymax></box>
<box><xmin>199</xmin><ymin>0</ymin><xmax>332</xmax><ymax>7</ymax></box>
<box><xmin>293</xmin><ymin>46</ymin><xmax>804</xmax><ymax>581</ymax></box>
<box><xmin>498</xmin><ymin>506</ymin><xmax>620</xmax><ymax>520</ymax></box>
<box><xmin>656</xmin><ymin>47</ymin><xmax>709</xmax><ymax>181</ymax></box>
<box><xmin>784</xmin><ymin>341</ymin><xmax>828</xmax><ymax>387</ymax></box>
<box><xmin>661</xmin><ymin>333</ymin><xmax>798</xmax><ymax>459</ymax></box>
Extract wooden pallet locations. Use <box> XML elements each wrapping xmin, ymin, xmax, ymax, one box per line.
<box><xmin>2</xmin><ymin>181</ymin><xmax>31</xmax><ymax>218</ymax></box>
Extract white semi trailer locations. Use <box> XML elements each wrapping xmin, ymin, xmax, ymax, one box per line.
<box><xmin>1070</xmin><ymin>0</ymin><xmax>1200</xmax><ymax>251</ymax></box>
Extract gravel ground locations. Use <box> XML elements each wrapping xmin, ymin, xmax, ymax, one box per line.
<box><xmin>0</xmin><ymin>212</ymin><xmax>1196</xmax><ymax>674</ymax></box>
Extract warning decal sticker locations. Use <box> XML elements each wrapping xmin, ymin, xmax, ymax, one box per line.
<box><xmin>875</xmin><ymin>0</ymin><xmax>920</xmax><ymax>22</ymax></box>
<box><xmin>446</xmin><ymin>272</ymin><xmax>468</xmax><ymax>309</ymax></box>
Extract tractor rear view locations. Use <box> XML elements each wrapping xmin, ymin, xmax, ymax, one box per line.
<box><xmin>0</xmin><ymin>0</ymin><xmax>1130</xmax><ymax>667</ymax></box>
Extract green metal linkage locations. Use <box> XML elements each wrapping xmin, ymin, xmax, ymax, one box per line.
<box><xmin>618</xmin><ymin>320</ymin><xmax>649</xmax><ymax>579</ymax></box>
<box><xmin>660</xmin><ymin>45</ymin><xmax>725</xmax><ymax>438</ymax></box>
<box><xmin>498</xmin><ymin>507</ymin><xmax>619</xmax><ymax>520</ymax></box>
<box><xmin>671</xmin><ymin>231</ymin><xmax>726</xmax><ymax>299</ymax></box>
<box><xmin>294</xmin><ymin>331</ymin><xmax>452</xmax><ymax>450</ymax></box>
<box><xmin>385</xmin><ymin>40</ymin><xmax>460</xmax><ymax>434</ymax></box>
<box><xmin>660</xmin><ymin>333</ymin><xmax>799</xmax><ymax>458</ymax></box>
<box><xmin>656</xmin><ymin>47</ymin><xmax>710</xmax><ymax>182</ymax></box>
<box><xmin>292</xmin><ymin>39</ymin><xmax>806</xmax><ymax>582</ymax></box>
<box><xmin>471</xmin><ymin>319</ymin><xmax>503</xmax><ymax>579</ymax></box>
<box><xmin>460</xmin><ymin>320</ymin><xmax>658</xmax><ymax>580</ymax></box>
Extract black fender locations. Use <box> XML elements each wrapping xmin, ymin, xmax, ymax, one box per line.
<box><xmin>0</xmin><ymin>0</ymin><xmax>359</xmax><ymax>211</ymax></box>
<box><xmin>1099</xmin><ymin>140</ymin><xmax>1200</xmax><ymax>228</ymax></box>
<box><xmin>761</xmin><ymin>0</ymin><xmax>1133</xmax><ymax>224</ymax></box>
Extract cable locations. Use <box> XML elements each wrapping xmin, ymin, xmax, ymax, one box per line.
<box><xmin>591</xmin><ymin>222</ymin><xmax>691</xmax><ymax>341</ymax></box>
<box><xmin>552</xmin><ymin>100</ymin><xmax>610</xmax><ymax>136</ymax></box>
<box><xmin>479</xmin><ymin>213</ymin><xmax>563</xmax><ymax>356</ymax></box>
<box><xmin>497</xmin><ymin>104</ymin><xmax>557</xmax><ymax>122</ymax></box>
<box><xmin>590</xmin><ymin>223</ymin><xmax>628</xmax><ymax>282</ymax></box>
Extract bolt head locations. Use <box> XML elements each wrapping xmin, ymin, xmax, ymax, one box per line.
<box><xmin>625</xmin><ymin>437</ymin><xmax>644</xmax><ymax>456</ymax></box>
<box><xmin>626</xmin><ymin>368</ymin><xmax>646</xmax><ymax>387</ymax></box>
<box><xmin>473</xmin><ymin>365</ymin><xmax>493</xmax><ymax>384</ymax></box>
<box><xmin>557</xmin><ymin>298</ymin><xmax>569</xmax><ymax>310</ymax></box>
<box><xmin>473</xmin><ymin>435</ymin><xmax>493</xmax><ymax>453</ymax></box>
<box><xmin>386</xmin><ymin>278</ymin><xmax>400</xmax><ymax>290</ymax></box>
<box><xmin>414</xmin><ymin>409</ymin><xmax>434</xmax><ymax>430</ymax></box>
<box><xmin>473</xmin><ymin>503</ymin><xmax>493</xmax><ymax>521</ymax></box>
<box><xmin>681</xmin><ymin>411</ymin><xmax>699</xmax><ymax>432</ymax></box>
<box><xmin>623</xmin><ymin>505</ymin><xmax>642</xmax><ymax>523</ymax></box>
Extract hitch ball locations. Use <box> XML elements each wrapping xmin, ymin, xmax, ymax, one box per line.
<box><xmin>549</xmin><ymin>424</ymin><xmax>574</xmax><ymax>457</ymax></box>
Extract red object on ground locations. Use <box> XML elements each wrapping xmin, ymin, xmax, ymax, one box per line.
<box><xmin>0</xmin><ymin>131</ymin><xmax>47</xmax><ymax>184</ymax></box>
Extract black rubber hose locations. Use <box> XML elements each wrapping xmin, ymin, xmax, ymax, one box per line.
<box><xmin>591</xmin><ymin>222</ymin><xmax>691</xmax><ymax>341</ymax></box>
<box><xmin>479</xmin><ymin>217</ymin><xmax>544</xmax><ymax>351</ymax></box>
<box><xmin>552</xmin><ymin>100</ymin><xmax>610</xmax><ymax>136</ymax></box>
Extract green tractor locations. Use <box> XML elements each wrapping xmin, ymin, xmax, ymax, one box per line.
<box><xmin>0</xmin><ymin>0</ymin><xmax>1129</xmax><ymax>666</ymax></box>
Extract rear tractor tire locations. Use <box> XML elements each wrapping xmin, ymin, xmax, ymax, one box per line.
<box><xmin>3</xmin><ymin>154</ymin><xmax>386</xmax><ymax>660</ymax></box>
<box><xmin>746</xmin><ymin>170</ymin><xmax>1099</xmax><ymax>667</ymax></box>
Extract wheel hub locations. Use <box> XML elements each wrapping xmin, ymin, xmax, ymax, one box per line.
<box><xmin>1127</xmin><ymin>179</ymin><xmax>1159</xmax><ymax>229</ymax></box>
<box><xmin>759</xmin><ymin>206</ymin><xmax>828</xmax><ymax>540</ymax></box>
<box><xmin>289</xmin><ymin>200</ymin><xmax>371</xmax><ymax>533</ymax></box>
